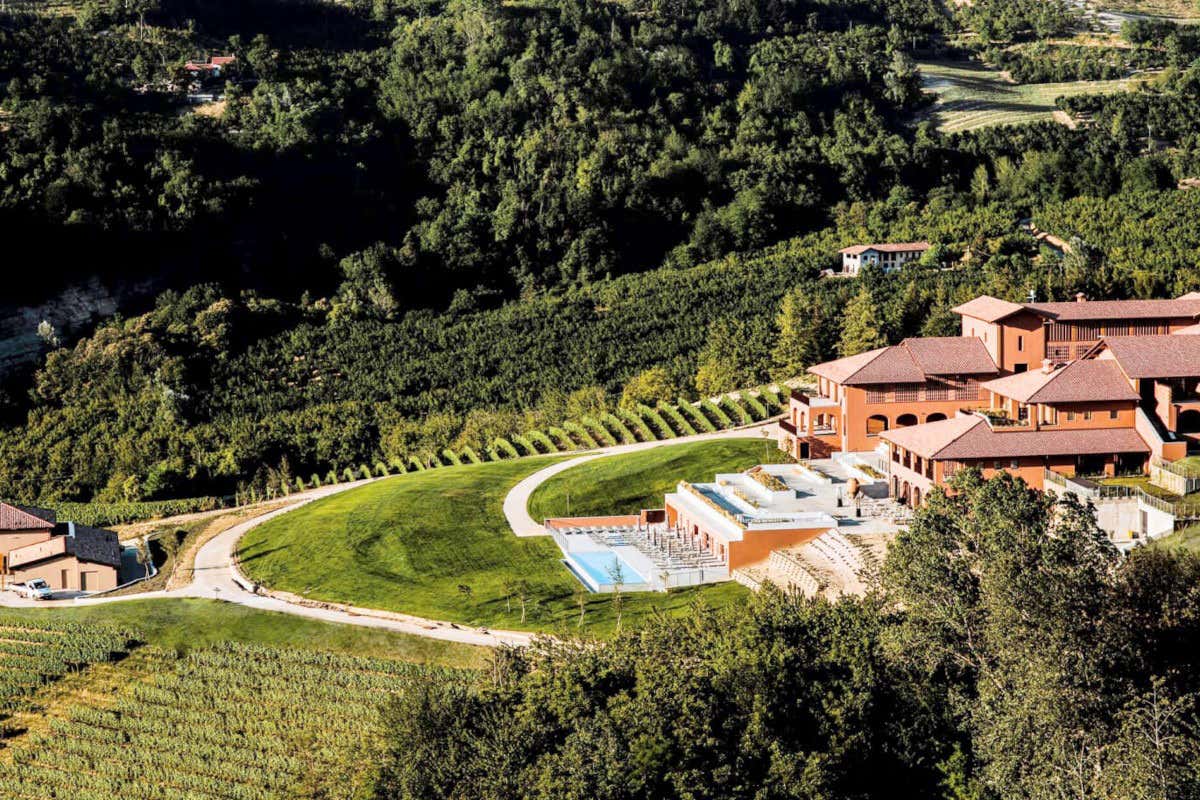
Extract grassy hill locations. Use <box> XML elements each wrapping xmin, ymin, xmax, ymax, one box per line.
<box><xmin>237</xmin><ymin>442</ymin><xmax>769</xmax><ymax>635</ymax></box>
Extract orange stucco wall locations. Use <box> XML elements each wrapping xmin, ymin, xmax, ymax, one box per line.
<box><xmin>728</xmin><ymin>528</ymin><xmax>827</xmax><ymax>570</ymax></box>
<box><xmin>0</xmin><ymin>530</ymin><xmax>53</xmax><ymax>561</ymax></box>
<box><xmin>845</xmin><ymin>386</ymin><xmax>974</xmax><ymax>453</ymax></box>
<box><xmin>997</xmin><ymin>311</ymin><xmax>1046</xmax><ymax>373</ymax></box>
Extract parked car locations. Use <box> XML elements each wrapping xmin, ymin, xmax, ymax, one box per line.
<box><xmin>10</xmin><ymin>579</ymin><xmax>52</xmax><ymax>600</ymax></box>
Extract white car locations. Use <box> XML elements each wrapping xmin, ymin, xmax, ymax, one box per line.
<box><xmin>10</xmin><ymin>579</ymin><xmax>52</xmax><ymax>600</ymax></box>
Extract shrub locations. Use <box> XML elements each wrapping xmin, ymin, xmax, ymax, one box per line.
<box><xmin>441</xmin><ymin>448</ymin><xmax>463</xmax><ymax>466</ymax></box>
<box><xmin>701</xmin><ymin>399</ymin><xmax>733</xmax><ymax>428</ymax></box>
<box><xmin>600</xmin><ymin>413</ymin><xmax>637</xmax><ymax>444</ymax></box>
<box><xmin>511</xmin><ymin>434</ymin><xmax>537</xmax><ymax>456</ymax></box>
<box><xmin>408</xmin><ymin>456</ymin><xmax>426</xmax><ymax>472</ymax></box>
<box><xmin>493</xmin><ymin>438</ymin><xmax>521</xmax><ymax>459</ymax></box>
<box><xmin>295</xmin><ymin>476</ymin><xmax>307</xmax><ymax>492</ymax></box>
<box><xmin>343</xmin><ymin>467</ymin><xmax>357</xmax><ymax>482</ymax></box>
<box><xmin>461</xmin><ymin>447</ymin><xmax>482</xmax><ymax>464</ymax></box>
<box><xmin>638</xmin><ymin>405</ymin><xmax>677</xmax><ymax>439</ymax></box>
<box><xmin>359</xmin><ymin>464</ymin><xmax>373</xmax><ymax>480</ymax></box>
<box><xmin>526</xmin><ymin>430</ymin><xmax>558</xmax><ymax>453</ymax></box>
<box><xmin>51</xmin><ymin>497</ymin><xmax>227</xmax><ymax>527</ymax></box>
<box><xmin>375</xmin><ymin>462</ymin><xmax>389</xmax><ymax>477</ymax></box>
<box><xmin>547</xmin><ymin>426</ymin><xmax>576</xmax><ymax>450</ymax></box>
<box><xmin>677</xmin><ymin>398</ymin><xmax>717</xmax><ymax>432</ymax></box>
<box><xmin>722</xmin><ymin>396</ymin><xmax>753</xmax><ymax>425</ymax></box>
<box><xmin>325</xmin><ymin>470</ymin><xmax>339</xmax><ymax>485</ymax></box>
<box><xmin>742</xmin><ymin>393</ymin><xmax>768</xmax><ymax>421</ymax></box>
<box><xmin>617</xmin><ymin>408</ymin><xmax>656</xmax><ymax>441</ymax></box>
<box><xmin>657</xmin><ymin>402</ymin><xmax>697</xmax><ymax>436</ymax></box>
<box><xmin>756</xmin><ymin>384</ymin><xmax>784</xmax><ymax>411</ymax></box>
<box><xmin>562</xmin><ymin>421</ymin><xmax>600</xmax><ymax>449</ymax></box>
<box><xmin>580</xmin><ymin>416</ymin><xmax>616</xmax><ymax>446</ymax></box>
<box><xmin>387</xmin><ymin>457</ymin><xmax>407</xmax><ymax>474</ymax></box>
<box><xmin>485</xmin><ymin>446</ymin><xmax>501</xmax><ymax>461</ymax></box>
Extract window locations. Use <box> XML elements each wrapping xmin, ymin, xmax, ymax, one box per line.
<box><xmin>1067</xmin><ymin>411</ymin><xmax>1076</xmax><ymax>421</ymax></box>
<box><xmin>1013</xmin><ymin>363</ymin><xmax>1028</xmax><ymax>373</ymax></box>
<box><xmin>1110</xmin><ymin>409</ymin><xmax>1120</xmax><ymax>420</ymax></box>
<box><xmin>1010</xmin><ymin>460</ymin><xmax>1020</xmax><ymax>469</ymax></box>
<box><xmin>1017</xmin><ymin>336</ymin><xmax>1024</xmax><ymax>352</ymax></box>
<box><xmin>1084</xmin><ymin>411</ymin><xmax>1093</xmax><ymax>421</ymax></box>
<box><xmin>1049</xmin><ymin>323</ymin><xmax>1071</xmax><ymax>342</ymax></box>
<box><xmin>866</xmin><ymin>415</ymin><xmax>889</xmax><ymax>436</ymax></box>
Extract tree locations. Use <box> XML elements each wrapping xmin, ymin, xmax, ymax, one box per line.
<box><xmin>773</xmin><ymin>287</ymin><xmax>822</xmax><ymax>379</ymax></box>
<box><xmin>838</xmin><ymin>288</ymin><xmax>887</xmax><ymax>356</ymax></box>
<box><xmin>620</xmin><ymin>368</ymin><xmax>676</xmax><ymax>410</ymax></box>
<box><xmin>136</xmin><ymin>537</ymin><xmax>153</xmax><ymax>579</ymax></box>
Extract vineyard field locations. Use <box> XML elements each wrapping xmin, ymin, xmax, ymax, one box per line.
<box><xmin>918</xmin><ymin>60</ymin><xmax>1139</xmax><ymax>133</ymax></box>
<box><xmin>0</xmin><ymin>641</ymin><xmax>458</xmax><ymax>799</ymax></box>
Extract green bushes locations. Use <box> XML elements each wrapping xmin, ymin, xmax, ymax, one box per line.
<box><xmin>408</xmin><ymin>457</ymin><xmax>425</xmax><ymax>472</ymax></box>
<box><xmin>562</xmin><ymin>422</ymin><xmax>599</xmax><ymax>450</ymax></box>
<box><xmin>547</xmin><ymin>427</ymin><xmax>575</xmax><ymax>451</ymax></box>
<box><xmin>374</xmin><ymin>462</ymin><xmax>389</xmax><ymax>477</ymax></box>
<box><xmin>600</xmin><ymin>413</ymin><xmax>637</xmax><ymax>444</ymax></box>
<box><xmin>741</xmin><ymin>393</ymin><xmax>768</xmax><ymax>421</ymax></box>
<box><xmin>493</xmin><ymin>438</ymin><xmax>521</xmax><ymax>459</ymax></box>
<box><xmin>721</xmin><ymin>396</ymin><xmax>752</xmax><ymax>426</ymax></box>
<box><xmin>325</xmin><ymin>470</ymin><xmax>338</xmax><ymax>485</ymax></box>
<box><xmin>637</xmin><ymin>405</ymin><xmax>678</xmax><ymax>440</ymax></box>
<box><xmin>657</xmin><ymin>402</ymin><xmax>697</xmax><ymax>437</ymax></box>
<box><xmin>617</xmin><ymin>409</ymin><xmax>656</xmax><ymax>441</ymax></box>
<box><xmin>52</xmin><ymin>497</ymin><xmax>228</xmax><ymax>528</ymax></box>
<box><xmin>678</xmin><ymin>399</ymin><xmax>717</xmax><ymax>432</ymax></box>
<box><xmin>441</xmin><ymin>449</ymin><xmax>463</xmax><ymax>466</ymax></box>
<box><xmin>526</xmin><ymin>431</ymin><xmax>558</xmax><ymax>453</ymax></box>
<box><xmin>461</xmin><ymin>447</ymin><xmax>482</xmax><ymax>464</ymax></box>
<box><xmin>581</xmin><ymin>417</ymin><xmax>617</xmax><ymax>447</ymax></box>
<box><xmin>700</xmin><ymin>398</ymin><xmax>734</xmax><ymax>429</ymax></box>
<box><xmin>510</xmin><ymin>434</ymin><xmax>538</xmax><ymax>456</ymax></box>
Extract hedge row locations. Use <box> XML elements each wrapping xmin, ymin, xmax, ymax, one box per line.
<box><xmin>92</xmin><ymin>386</ymin><xmax>789</xmax><ymax>523</ymax></box>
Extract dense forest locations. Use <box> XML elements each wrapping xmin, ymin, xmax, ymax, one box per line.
<box><xmin>378</xmin><ymin>472</ymin><xmax>1200</xmax><ymax>800</ymax></box>
<box><xmin>7</xmin><ymin>0</ymin><xmax>1200</xmax><ymax>501</ymax></box>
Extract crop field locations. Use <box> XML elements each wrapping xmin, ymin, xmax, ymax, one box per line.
<box><xmin>0</xmin><ymin>639</ymin><xmax>456</xmax><ymax>799</ymax></box>
<box><xmin>919</xmin><ymin>61</ymin><xmax>1139</xmax><ymax>133</ymax></box>
<box><xmin>0</xmin><ymin>618</ymin><xmax>135</xmax><ymax>724</ymax></box>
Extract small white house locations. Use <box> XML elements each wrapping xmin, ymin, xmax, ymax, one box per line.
<box><xmin>837</xmin><ymin>242</ymin><xmax>931</xmax><ymax>276</ymax></box>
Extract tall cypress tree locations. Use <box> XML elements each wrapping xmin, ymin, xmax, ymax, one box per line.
<box><xmin>838</xmin><ymin>287</ymin><xmax>888</xmax><ymax>356</ymax></box>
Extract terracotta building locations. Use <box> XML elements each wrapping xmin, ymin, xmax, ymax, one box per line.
<box><xmin>780</xmin><ymin>337</ymin><xmax>999</xmax><ymax>458</ymax></box>
<box><xmin>780</xmin><ymin>291</ymin><xmax>1200</xmax><ymax>511</ymax></box>
<box><xmin>0</xmin><ymin>504</ymin><xmax>121</xmax><ymax>593</ymax></box>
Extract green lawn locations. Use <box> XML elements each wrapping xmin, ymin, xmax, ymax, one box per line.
<box><xmin>919</xmin><ymin>60</ymin><xmax>1140</xmax><ymax>133</ymax></box>
<box><xmin>0</xmin><ymin>598</ymin><xmax>487</xmax><ymax>667</ymax></box>
<box><xmin>238</xmin><ymin>451</ymin><xmax>751</xmax><ymax>636</ymax></box>
<box><xmin>528</xmin><ymin>438</ymin><xmax>782</xmax><ymax>521</ymax></box>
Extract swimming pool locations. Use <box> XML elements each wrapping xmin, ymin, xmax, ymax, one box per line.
<box><xmin>566</xmin><ymin>550</ymin><xmax>647</xmax><ymax>589</ymax></box>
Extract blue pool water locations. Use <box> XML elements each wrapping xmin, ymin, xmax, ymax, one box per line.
<box><xmin>567</xmin><ymin>551</ymin><xmax>647</xmax><ymax>587</ymax></box>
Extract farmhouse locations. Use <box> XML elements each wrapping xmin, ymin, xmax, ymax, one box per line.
<box><xmin>779</xmin><ymin>292</ymin><xmax>1200</xmax><ymax>545</ymax></box>
<box><xmin>837</xmin><ymin>242</ymin><xmax>930</xmax><ymax>276</ymax></box>
<box><xmin>0</xmin><ymin>503</ymin><xmax>120</xmax><ymax>592</ymax></box>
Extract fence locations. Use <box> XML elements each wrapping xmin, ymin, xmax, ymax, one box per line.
<box><xmin>1150</xmin><ymin>456</ymin><xmax>1200</xmax><ymax>496</ymax></box>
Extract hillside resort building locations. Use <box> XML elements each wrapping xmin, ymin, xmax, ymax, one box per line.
<box><xmin>836</xmin><ymin>242</ymin><xmax>931</xmax><ymax>276</ymax></box>
<box><xmin>780</xmin><ymin>292</ymin><xmax>1200</xmax><ymax>543</ymax></box>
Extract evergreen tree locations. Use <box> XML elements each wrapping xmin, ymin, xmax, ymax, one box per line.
<box><xmin>772</xmin><ymin>287</ymin><xmax>822</xmax><ymax>379</ymax></box>
<box><xmin>838</xmin><ymin>287</ymin><xmax>888</xmax><ymax>356</ymax></box>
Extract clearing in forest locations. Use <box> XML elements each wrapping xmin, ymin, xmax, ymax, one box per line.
<box><xmin>918</xmin><ymin>60</ymin><xmax>1140</xmax><ymax>133</ymax></box>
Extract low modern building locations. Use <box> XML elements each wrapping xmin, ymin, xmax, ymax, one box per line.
<box><xmin>545</xmin><ymin>460</ymin><xmax>899</xmax><ymax>592</ymax></box>
<box><xmin>0</xmin><ymin>504</ymin><xmax>121</xmax><ymax>593</ymax></box>
<box><xmin>837</xmin><ymin>242</ymin><xmax>931</xmax><ymax>276</ymax></box>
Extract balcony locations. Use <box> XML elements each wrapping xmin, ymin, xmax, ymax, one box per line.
<box><xmin>791</xmin><ymin>389</ymin><xmax>838</xmax><ymax>408</ymax></box>
<box><xmin>972</xmin><ymin>408</ymin><xmax>1035</xmax><ymax>431</ymax></box>
<box><xmin>780</xmin><ymin>419</ymin><xmax>798</xmax><ymax>436</ymax></box>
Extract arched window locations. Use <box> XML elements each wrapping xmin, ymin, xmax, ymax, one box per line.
<box><xmin>925</xmin><ymin>412</ymin><xmax>947</xmax><ymax>423</ymax></box>
<box><xmin>896</xmin><ymin>413</ymin><xmax>918</xmax><ymax>428</ymax></box>
<box><xmin>866</xmin><ymin>415</ymin><xmax>889</xmax><ymax>436</ymax></box>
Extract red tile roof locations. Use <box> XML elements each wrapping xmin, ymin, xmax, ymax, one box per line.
<box><xmin>981</xmin><ymin>360</ymin><xmax>1138</xmax><ymax>404</ymax></box>
<box><xmin>808</xmin><ymin>338</ymin><xmax>998</xmax><ymax>386</ymax></box>
<box><xmin>1095</xmin><ymin>335</ymin><xmax>1200</xmax><ymax>379</ymax></box>
<box><xmin>952</xmin><ymin>295</ymin><xmax>1026</xmax><ymax>323</ymax></box>
<box><xmin>0</xmin><ymin>503</ymin><xmax>56</xmax><ymax>531</ymax></box>
<box><xmin>881</xmin><ymin>415</ymin><xmax>1149</xmax><ymax>460</ymax></box>
<box><xmin>839</xmin><ymin>242</ymin><xmax>931</xmax><ymax>255</ymax></box>
<box><xmin>953</xmin><ymin>293</ymin><xmax>1200</xmax><ymax>324</ymax></box>
<box><xmin>1024</xmin><ymin>298</ymin><xmax>1200</xmax><ymax>321</ymax></box>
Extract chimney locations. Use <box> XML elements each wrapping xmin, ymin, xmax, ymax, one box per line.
<box><xmin>1075</xmin><ymin>292</ymin><xmax>1087</xmax><ymax>303</ymax></box>
<box><xmin>1042</xmin><ymin>359</ymin><xmax>1054</xmax><ymax>374</ymax></box>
